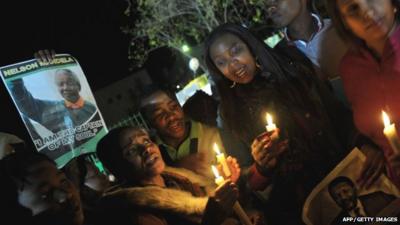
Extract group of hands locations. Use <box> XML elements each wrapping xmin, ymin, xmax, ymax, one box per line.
<box><xmin>178</xmin><ymin>148</ymin><xmax>265</xmax><ymax>224</ymax></box>
<box><xmin>176</xmin><ymin>129</ymin><xmax>303</xmax><ymax>224</ymax></box>
<box><xmin>177</xmin><ymin>129</ymin><xmax>291</xmax><ymax>225</ymax></box>
<box><xmin>178</xmin><ymin>128</ymin><xmax>400</xmax><ymax>225</ymax></box>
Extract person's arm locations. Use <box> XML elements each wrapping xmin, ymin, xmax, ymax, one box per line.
<box><xmin>10</xmin><ymin>49</ymin><xmax>56</xmax><ymax>116</ymax></box>
<box><xmin>9</xmin><ymin>79</ymin><xmax>46</xmax><ymax>122</ymax></box>
<box><xmin>247</xmin><ymin>163</ymin><xmax>273</xmax><ymax>191</ymax></box>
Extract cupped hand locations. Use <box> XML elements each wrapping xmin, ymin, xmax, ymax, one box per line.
<box><xmin>251</xmin><ymin>129</ymin><xmax>288</xmax><ymax>172</ymax></box>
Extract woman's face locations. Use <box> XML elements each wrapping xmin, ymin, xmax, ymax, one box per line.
<box><xmin>210</xmin><ymin>33</ymin><xmax>257</xmax><ymax>84</ymax></box>
<box><xmin>337</xmin><ymin>0</ymin><xmax>396</xmax><ymax>43</ymax></box>
<box><xmin>17</xmin><ymin>160</ymin><xmax>84</xmax><ymax>224</ymax></box>
<box><xmin>118</xmin><ymin>128</ymin><xmax>165</xmax><ymax>178</ymax></box>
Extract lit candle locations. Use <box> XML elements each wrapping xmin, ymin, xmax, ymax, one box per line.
<box><xmin>213</xmin><ymin>143</ymin><xmax>231</xmax><ymax>177</ymax></box>
<box><xmin>265</xmin><ymin>113</ymin><xmax>279</xmax><ymax>140</ymax></box>
<box><xmin>382</xmin><ymin>111</ymin><xmax>400</xmax><ymax>153</ymax></box>
<box><xmin>211</xmin><ymin>166</ymin><xmax>252</xmax><ymax>225</ymax></box>
<box><xmin>212</xmin><ymin>165</ymin><xmax>225</xmax><ymax>186</ymax></box>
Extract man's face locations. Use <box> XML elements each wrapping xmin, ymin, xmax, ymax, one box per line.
<box><xmin>331</xmin><ymin>182</ymin><xmax>358</xmax><ymax>211</ymax></box>
<box><xmin>142</xmin><ymin>91</ymin><xmax>186</xmax><ymax>141</ymax></box>
<box><xmin>55</xmin><ymin>72</ymin><xmax>81</xmax><ymax>103</ymax></box>
<box><xmin>118</xmin><ymin>128</ymin><xmax>165</xmax><ymax>178</ymax></box>
<box><xmin>265</xmin><ymin>0</ymin><xmax>304</xmax><ymax>28</ymax></box>
<box><xmin>17</xmin><ymin>160</ymin><xmax>84</xmax><ymax>225</ymax></box>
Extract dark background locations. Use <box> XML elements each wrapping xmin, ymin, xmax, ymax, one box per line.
<box><xmin>0</xmin><ymin>0</ymin><xmax>130</xmax><ymax>140</ymax></box>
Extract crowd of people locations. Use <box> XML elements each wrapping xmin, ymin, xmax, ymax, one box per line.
<box><xmin>2</xmin><ymin>0</ymin><xmax>400</xmax><ymax>225</ymax></box>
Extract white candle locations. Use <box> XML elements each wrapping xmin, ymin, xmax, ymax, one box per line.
<box><xmin>213</xmin><ymin>143</ymin><xmax>232</xmax><ymax>177</ymax></box>
<box><xmin>382</xmin><ymin>111</ymin><xmax>400</xmax><ymax>153</ymax></box>
<box><xmin>211</xmin><ymin>165</ymin><xmax>225</xmax><ymax>186</ymax></box>
<box><xmin>211</xmin><ymin>166</ymin><xmax>252</xmax><ymax>225</ymax></box>
<box><xmin>265</xmin><ymin>113</ymin><xmax>279</xmax><ymax>140</ymax></box>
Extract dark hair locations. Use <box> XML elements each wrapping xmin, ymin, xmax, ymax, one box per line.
<box><xmin>325</xmin><ymin>0</ymin><xmax>400</xmax><ymax>48</ymax></box>
<box><xmin>139</xmin><ymin>86</ymin><xmax>180</xmax><ymax>126</ymax></box>
<box><xmin>182</xmin><ymin>90</ymin><xmax>219</xmax><ymax>126</ymax></box>
<box><xmin>204</xmin><ymin>23</ymin><xmax>317</xmax><ymax>142</ymax></box>
<box><xmin>328</xmin><ymin>176</ymin><xmax>355</xmax><ymax>197</ymax></box>
<box><xmin>0</xmin><ymin>151</ymin><xmax>55</xmax><ymax>221</ymax></box>
<box><xmin>96</xmin><ymin>126</ymin><xmax>143</xmax><ymax>182</ymax></box>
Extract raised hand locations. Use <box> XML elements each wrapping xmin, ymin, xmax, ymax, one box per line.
<box><xmin>34</xmin><ymin>49</ymin><xmax>56</xmax><ymax>63</ymax></box>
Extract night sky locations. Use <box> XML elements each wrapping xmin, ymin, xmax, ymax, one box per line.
<box><xmin>0</xmin><ymin>0</ymin><xmax>131</xmax><ymax>139</ymax></box>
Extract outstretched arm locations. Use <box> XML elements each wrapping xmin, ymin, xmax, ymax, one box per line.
<box><xmin>9</xmin><ymin>79</ymin><xmax>45</xmax><ymax>122</ymax></box>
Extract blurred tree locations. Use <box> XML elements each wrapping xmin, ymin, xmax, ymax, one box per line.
<box><xmin>121</xmin><ymin>0</ymin><xmax>267</xmax><ymax>70</ymax></box>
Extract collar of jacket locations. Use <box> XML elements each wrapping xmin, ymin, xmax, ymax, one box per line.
<box><xmin>103</xmin><ymin>166</ymin><xmax>216</xmax><ymax>222</ymax></box>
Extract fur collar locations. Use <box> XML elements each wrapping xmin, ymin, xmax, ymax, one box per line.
<box><xmin>104</xmin><ymin>167</ymin><xmax>216</xmax><ymax>222</ymax></box>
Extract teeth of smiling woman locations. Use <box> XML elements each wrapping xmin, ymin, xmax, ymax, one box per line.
<box><xmin>236</xmin><ymin>68</ymin><xmax>245</xmax><ymax>77</ymax></box>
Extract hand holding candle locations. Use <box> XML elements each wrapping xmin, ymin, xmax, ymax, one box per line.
<box><xmin>211</xmin><ymin>166</ymin><xmax>252</xmax><ymax>225</ymax></box>
<box><xmin>382</xmin><ymin>111</ymin><xmax>400</xmax><ymax>154</ymax></box>
<box><xmin>213</xmin><ymin>143</ymin><xmax>232</xmax><ymax>177</ymax></box>
<box><xmin>225</xmin><ymin>156</ymin><xmax>241</xmax><ymax>183</ymax></box>
<box><xmin>265</xmin><ymin>113</ymin><xmax>279</xmax><ymax>140</ymax></box>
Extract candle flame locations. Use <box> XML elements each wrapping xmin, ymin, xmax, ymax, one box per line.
<box><xmin>266</xmin><ymin>113</ymin><xmax>273</xmax><ymax>125</ymax></box>
<box><xmin>211</xmin><ymin>165</ymin><xmax>220</xmax><ymax>178</ymax></box>
<box><xmin>382</xmin><ymin>111</ymin><xmax>391</xmax><ymax>127</ymax></box>
<box><xmin>213</xmin><ymin>143</ymin><xmax>221</xmax><ymax>155</ymax></box>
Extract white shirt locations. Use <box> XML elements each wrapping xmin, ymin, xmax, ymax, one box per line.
<box><xmin>284</xmin><ymin>14</ymin><xmax>349</xmax><ymax>79</ymax></box>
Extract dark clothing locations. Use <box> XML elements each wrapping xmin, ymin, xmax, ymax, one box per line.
<box><xmin>229</xmin><ymin>44</ymin><xmax>358</xmax><ymax>225</ymax></box>
<box><xmin>243</xmin><ymin>66</ymin><xmax>354</xmax><ymax>225</ymax></box>
<box><xmin>204</xmin><ymin>24</ymin><xmax>368</xmax><ymax>225</ymax></box>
